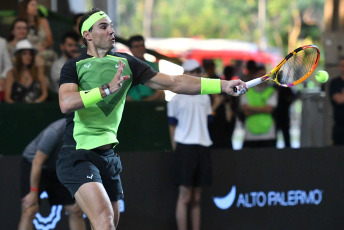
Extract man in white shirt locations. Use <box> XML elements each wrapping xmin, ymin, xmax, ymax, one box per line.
<box><xmin>167</xmin><ymin>59</ymin><xmax>213</xmax><ymax>230</ymax></box>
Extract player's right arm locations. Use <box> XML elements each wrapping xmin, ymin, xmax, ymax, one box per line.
<box><xmin>59</xmin><ymin>60</ymin><xmax>128</xmax><ymax>114</ymax></box>
<box><xmin>59</xmin><ymin>83</ymin><xmax>84</xmax><ymax>113</ymax></box>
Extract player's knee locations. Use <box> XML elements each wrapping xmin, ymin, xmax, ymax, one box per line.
<box><xmin>192</xmin><ymin>191</ymin><xmax>201</xmax><ymax>204</ymax></box>
<box><xmin>89</xmin><ymin>207</ymin><xmax>115</xmax><ymax>229</ymax></box>
<box><xmin>95</xmin><ymin>214</ymin><xmax>115</xmax><ymax>230</ymax></box>
<box><xmin>178</xmin><ymin>192</ymin><xmax>192</xmax><ymax>204</ymax></box>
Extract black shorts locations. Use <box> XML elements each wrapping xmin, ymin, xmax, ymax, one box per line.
<box><xmin>56</xmin><ymin>146</ymin><xmax>124</xmax><ymax>202</ymax></box>
<box><xmin>175</xmin><ymin>143</ymin><xmax>212</xmax><ymax>187</ymax></box>
<box><xmin>21</xmin><ymin>158</ymin><xmax>74</xmax><ymax>206</ymax></box>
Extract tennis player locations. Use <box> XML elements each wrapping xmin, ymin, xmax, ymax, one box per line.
<box><xmin>56</xmin><ymin>8</ymin><xmax>247</xmax><ymax>230</ymax></box>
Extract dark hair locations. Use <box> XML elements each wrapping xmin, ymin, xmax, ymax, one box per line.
<box><xmin>128</xmin><ymin>35</ymin><xmax>144</xmax><ymax>48</ymax></box>
<box><xmin>78</xmin><ymin>8</ymin><xmax>101</xmax><ymax>47</ymax></box>
<box><xmin>203</xmin><ymin>59</ymin><xmax>216</xmax><ymax>69</ymax></box>
<box><xmin>246</xmin><ymin>60</ymin><xmax>256</xmax><ymax>72</ymax></box>
<box><xmin>255</xmin><ymin>65</ymin><xmax>266</xmax><ymax>73</ymax></box>
<box><xmin>223</xmin><ymin>65</ymin><xmax>235</xmax><ymax>80</ymax></box>
<box><xmin>7</xmin><ymin>18</ymin><xmax>28</xmax><ymax>42</ymax></box>
<box><xmin>14</xmin><ymin>49</ymin><xmax>38</xmax><ymax>81</ymax></box>
<box><xmin>73</xmin><ymin>13</ymin><xmax>85</xmax><ymax>27</ymax></box>
<box><xmin>60</xmin><ymin>31</ymin><xmax>80</xmax><ymax>44</ymax></box>
<box><xmin>18</xmin><ymin>0</ymin><xmax>39</xmax><ymax>30</ymax></box>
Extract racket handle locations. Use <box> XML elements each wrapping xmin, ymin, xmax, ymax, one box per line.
<box><xmin>234</xmin><ymin>78</ymin><xmax>263</xmax><ymax>95</ymax></box>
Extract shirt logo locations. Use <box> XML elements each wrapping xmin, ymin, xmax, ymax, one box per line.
<box><xmin>87</xmin><ymin>174</ymin><xmax>93</xmax><ymax>179</ymax></box>
<box><xmin>115</xmin><ymin>64</ymin><xmax>119</xmax><ymax>68</ymax></box>
<box><xmin>84</xmin><ymin>63</ymin><xmax>91</xmax><ymax>69</ymax></box>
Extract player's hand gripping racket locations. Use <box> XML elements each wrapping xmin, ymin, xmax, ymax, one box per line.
<box><xmin>234</xmin><ymin>45</ymin><xmax>320</xmax><ymax>94</ymax></box>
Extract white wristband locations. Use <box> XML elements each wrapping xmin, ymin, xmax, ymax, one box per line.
<box><xmin>104</xmin><ymin>88</ymin><xmax>111</xmax><ymax>96</ymax></box>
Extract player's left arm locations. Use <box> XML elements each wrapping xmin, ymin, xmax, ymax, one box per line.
<box><xmin>144</xmin><ymin>72</ymin><xmax>247</xmax><ymax>96</ymax></box>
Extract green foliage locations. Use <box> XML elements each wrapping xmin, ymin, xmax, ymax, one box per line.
<box><xmin>118</xmin><ymin>0</ymin><xmax>325</xmax><ymax>51</ymax></box>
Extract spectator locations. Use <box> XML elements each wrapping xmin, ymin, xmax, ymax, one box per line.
<box><xmin>242</xmin><ymin>59</ymin><xmax>257</xmax><ymax>82</ymax></box>
<box><xmin>240</xmin><ymin>65</ymin><xmax>277</xmax><ymax>148</ymax></box>
<box><xmin>5</xmin><ymin>39</ymin><xmax>47</xmax><ymax>103</ymax></box>
<box><xmin>329</xmin><ymin>57</ymin><xmax>344</xmax><ymax>145</ymax></box>
<box><xmin>50</xmin><ymin>31</ymin><xmax>79</xmax><ymax>95</ymax></box>
<box><xmin>203</xmin><ymin>59</ymin><xmax>220</xmax><ymax>79</ymax></box>
<box><xmin>0</xmin><ymin>37</ymin><xmax>13</xmax><ymax>102</ymax></box>
<box><xmin>18</xmin><ymin>119</ymin><xmax>86</xmax><ymax>230</ymax></box>
<box><xmin>274</xmin><ymin>86</ymin><xmax>297</xmax><ymax>148</ymax></box>
<box><xmin>6</xmin><ymin>18</ymin><xmax>29</xmax><ymax>62</ymax></box>
<box><xmin>126</xmin><ymin>35</ymin><xmax>165</xmax><ymax>101</ymax></box>
<box><xmin>167</xmin><ymin>59</ymin><xmax>213</xmax><ymax>230</ymax></box>
<box><xmin>18</xmin><ymin>0</ymin><xmax>57</xmax><ymax>78</ymax></box>
<box><xmin>209</xmin><ymin>65</ymin><xmax>238</xmax><ymax>149</ymax></box>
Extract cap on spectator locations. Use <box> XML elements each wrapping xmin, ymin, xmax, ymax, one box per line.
<box><xmin>182</xmin><ymin>59</ymin><xmax>201</xmax><ymax>72</ymax></box>
<box><xmin>14</xmin><ymin>39</ymin><xmax>37</xmax><ymax>55</ymax></box>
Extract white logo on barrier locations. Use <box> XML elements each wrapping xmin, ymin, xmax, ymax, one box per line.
<box><xmin>33</xmin><ymin>191</ymin><xmax>63</xmax><ymax>230</ymax></box>
<box><xmin>213</xmin><ymin>186</ymin><xmax>236</xmax><ymax>209</ymax></box>
<box><xmin>213</xmin><ymin>185</ymin><xmax>323</xmax><ymax>210</ymax></box>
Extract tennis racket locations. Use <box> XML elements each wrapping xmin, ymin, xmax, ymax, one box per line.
<box><xmin>234</xmin><ymin>45</ymin><xmax>320</xmax><ymax>94</ymax></box>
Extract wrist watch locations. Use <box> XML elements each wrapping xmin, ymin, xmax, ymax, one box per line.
<box><xmin>101</xmin><ymin>83</ymin><xmax>111</xmax><ymax>96</ymax></box>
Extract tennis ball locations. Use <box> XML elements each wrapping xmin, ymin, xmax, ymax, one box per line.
<box><xmin>315</xmin><ymin>70</ymin><xmax>329</xmax><ymax>83</ymax></box>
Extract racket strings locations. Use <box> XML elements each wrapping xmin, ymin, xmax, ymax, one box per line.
<box><xmin>277</xmin><ymin>48</ymin><xmax>319</xmax><ymax>84</ymax></box>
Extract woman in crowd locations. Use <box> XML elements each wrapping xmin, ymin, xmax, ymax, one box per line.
<box><xmin>18</xmin><ymin>0</ymin><xmax>56</xmax><ymax>77</ymax></box>
<box><xmin>5</xmin><ymin>39</ymin><xmax>47</xmax><ymax>103</ymax></box>
<box><xmin>7</xmin><ymin>18</ymin><xmax>29</xmax><ymax>62</ymax></box>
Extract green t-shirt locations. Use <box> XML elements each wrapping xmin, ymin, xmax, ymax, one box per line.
<box><xmin>60</xmin><ymin>51</ymin><xmax>158</xmax><ymax>150</ymax></box>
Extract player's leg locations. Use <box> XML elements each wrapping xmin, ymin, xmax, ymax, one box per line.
<box><xmin>192</xmin><ymin>145</ymin><xmax>212</xmax><ymax>230</ymax></box>
<box><xmin>75</xmin><ymin>182</ymin><xmax>115</xmax><ymax>230</ymax></box>
<box><xmin>100</xmin><ymin>150</ymin><xmax>124</xmax><ymax>229</ymax></box>
<box><xmin>111</xmin><ymin>200</ymin><xmax>120</xmax><ymax>228</ymax></box>
<box><xmin>176</xmin><ymin>185</ymin><xmax>192</xmax><ymax>230</ymax></box>
<box><xmin>46</xmin><ymin>167</ymin><xmax>87</xmax><ymax>230</ymax></box>
<box><xmin>190</xmin><ymin>187</ymin><xmax>202</xmax><ymax>230</ymax></box>
<box><xmin>64</xmin><ymin>203</ymin><xmax>86</xmax><ymax>230</ymax></box>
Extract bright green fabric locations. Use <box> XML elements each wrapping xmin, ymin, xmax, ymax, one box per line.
<box><xmin>201</xmin><ymin>78</ymin><xmax>221</xmax><ymax>95</ymax></box>
<box><xmin>81</xmin><ymin>11</ymin><xmax>108</xmax><ymax>37</ymax></box>
<box><xmin>245</xmin><ymin>87</ymin><xmax>275</xmax><ymax>134</ymax></box>
<box><xmin>74</xmin><ymin>55</ymin><xmax>132</xmax><ymax>150</ymax></box>
<box><xmin>80</xmin><ymin>87</ymin><xmax>102</xmax><ymax>108</ymax></box>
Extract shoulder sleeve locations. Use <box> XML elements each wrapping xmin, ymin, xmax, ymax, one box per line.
<box><xmin>36</xmin><ymin>129</ymin><xmax>60</xmax><ymax>156</ymax></box>
<box><xmin>124</xmin><ymin>54</ymin><xmax>158</xmax><ymax>86</ymax></box>
<box><xmin>167</xmin><ymin>98</ymin><xmax>176</xmax><ymax>118</ymax></box>
<box><xmin>59</xmin><ymin>59</ymin><xmax>78</xmax><ymax>86</ymax></box>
